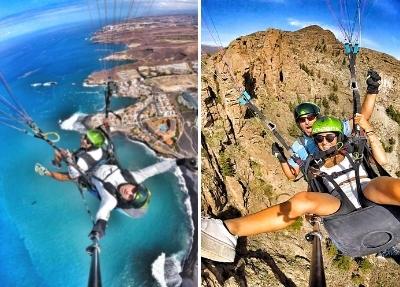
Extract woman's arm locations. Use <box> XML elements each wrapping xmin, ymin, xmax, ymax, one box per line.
<box><xmin>354</xmin><ymin>113</ymin><xmax>388</xmax><ymax>165</ymax></box>
<box><xmin>280</xmin><ymin>162</ymin><xmax>299</xmax><ymax>180</ymax></box>
<box><xmin>46</xmin><ymin>171</ymin><xmax>72</xmax><ymax>181</ymax></box>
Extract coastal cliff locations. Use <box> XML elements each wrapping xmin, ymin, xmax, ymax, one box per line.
<box><xmin>201</xmin><ymin>25</ymin><xmax>400</xmax><ymax>287</ymax></box>
<box><xmin>83</xmin><ymin>15</ymin><xmax>198</xmax><ymax>158</ymax></box>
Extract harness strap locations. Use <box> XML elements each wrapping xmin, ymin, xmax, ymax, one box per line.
<box><xmin>330</xmin><ymin>167</ymin><xmax>354</xmax><ymax>179</ymax></box>
<box><xmin>319</xmin><ymin>172</ymin><xmax>359</xmax><ymax>211</ymax></box>
<box><xmin>78</xmin><ymin>152</ymin><xmax>98</xmax><ymax>168</ymax></box>
<box><xmin>346</xmin><ymin>139</ymin><xmax>368</xmax><ymax>203</ymax></box>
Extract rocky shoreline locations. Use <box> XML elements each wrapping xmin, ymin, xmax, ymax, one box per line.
<box><xmin>82</xmin><ymin>15</ymin><xmax>198</xmax><ymax>159</ymax></box>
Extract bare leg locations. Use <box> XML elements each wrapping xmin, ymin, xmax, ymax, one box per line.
<box><xmin>363</xmin><ymin>176</ymin><xmax>400</xmax><ymax>205</ymax></box>
<box><xmin>225</xmin><ymin>191</ymin><xmax>341</xmax><ymax>236</ymax></box>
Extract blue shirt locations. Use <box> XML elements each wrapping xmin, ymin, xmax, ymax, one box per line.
<box><xmin>287</xmin><ymin>120</ymin><xmax>351</xmax><ymax>168</ymax></box>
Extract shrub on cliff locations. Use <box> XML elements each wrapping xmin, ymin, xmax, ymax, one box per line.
<box><xmin>386</xmin><ymin>105</ymin><xmax>400</xmax><ymax>125</ymax></box>
<box><xmin>219</xmin><ymin>152</ymin><xmax>235</xmax><ymax>177</ymax></box>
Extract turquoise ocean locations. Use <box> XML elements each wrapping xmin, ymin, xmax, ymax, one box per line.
<box><xmin>0</xmin><ymin>21</ymin><xmax>192</xmax><ymax>286</ymax></box>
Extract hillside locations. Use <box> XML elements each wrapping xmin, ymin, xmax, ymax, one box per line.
<box><xmin>201</xmin><ymin>25</ymin><xmax>400</xmax><ymax>287</ymax></box>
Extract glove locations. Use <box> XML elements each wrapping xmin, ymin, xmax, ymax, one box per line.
<box><xmin>34</xmin><ymin>163</ymin><xmax>51</xmax><ymax>176</ymax></box>
<box><xmin>89</xmin><ymin>219</ymin><xmax>107</xmax><ymax>240</ymax></box>
<box><xmin>176</xmin><ymin>158</ymin><xmax>197</xmax><ymax>171</ymax></box>
<box><xmin>271</xmin><ymin>142</ymin><xmax>287</xmax><ymax>163</ymax></box>
<box><xmin>366</xmin><ymin>69</ymin><xmax>381</xmax><ymax>94</ymax></box>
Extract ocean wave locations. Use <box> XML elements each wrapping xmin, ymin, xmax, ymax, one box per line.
<box><xmin>43</xmin><ymin>81</ymin><xmax>57</xmax><ymax>87</ymax></box>
<box><xmin>83</xmin><ymin>82</ymin><xmax>99</xmax><ymax>88</ymax></box>
<box><xmin>173</xmin><ymin>168</ymin><xmax>195</xmax><ymax>262</ymax></box>
<box><xmin>30</xmin><ymin>81</ymin><xmax>57</xmax><ymax>87</ymax></box>
<box><xmin>59</xmin><ymin>112</ymin><xmax>88</xmax><ymax>133</ymax></box>
<box><xmin>151</xmin><ymin>252</ymin><xmax>183</xmax><ymax>287</ymax></box>
<box><xmin>174</xmin><ymin>168</ymin><xmax>193</xmax><ymax>220</ymax></box>
<box><xmin>75</xmin><ymin>91</ymin><xmax>102</xmax><ymax>95</ymax></box>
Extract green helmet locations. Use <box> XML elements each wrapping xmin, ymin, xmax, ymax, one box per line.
<box><xmin>86</xmin><ymin>129</ymin><xmax>105</xmax><ymax>148</ymax></box>
<box><xmin>117</xmin><ymin>185</ymin><xmax>151</xmax><ymax>209</ymax></box>
<box><xmin>293</xmin><ymin>102</ymin><xmax>320</xmax><ymax>120</ymax></box>
<box><xmin>312</xmin><ymin>116</ymin><xmax>343</xmax><ymax>135</ymax></box>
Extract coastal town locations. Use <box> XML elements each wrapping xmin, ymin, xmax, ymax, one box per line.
<box><xmin>83</xmin><ymin>15</ymin><xmax>197</xmax><ymax>158</ymax></box>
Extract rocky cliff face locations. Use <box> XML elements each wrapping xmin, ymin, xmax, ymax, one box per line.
<box><xmin>201</xmin><ymin>26</ymin><xmax>400</xmax><ymax>287</ymax></box>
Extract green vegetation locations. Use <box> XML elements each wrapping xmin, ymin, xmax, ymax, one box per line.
<box><xmin>386</xmin><ymin>105</ymin><xmax>400</xmax><ymax>125</ymax></box>
<box><xmin>328</xmin><ymin>92</ymin><xmax>339</xmax><ymax>104</ymax></box>
<box><xmin>315</xmin><ymin>39</ymin><xmax>327</xmax><ymax>53</ymax></box>
<box><xmin>327</xmin><ymin>240</ymin><xmax>352</xmax><ymax>271</ymax></box>
<box><xmin>327</xmin><ymin>242</ymin><xmax>338</xmax><ymax>257</ymax></box>
<box><xmin>288</xmin><ymin>217</ymin><xmax>303</xmax><ymax>231</ymax></box>
<box><xmin>204</xmin><ymin>121</ymin><xmax>227</xmax><ymax>148</ymax></box>
<box><xmin>342</xmin><ymin>58</ymin><xmax>346</xmax><ymax>66</ymax></box>
<box><xmin>219</xmin><ymin>152</ymin><xmax>235</xmax><ymax>177</ymax></box>
<box><xmin>381</xmin><ymin>142</ymin><xmax>393</xmax><ymax>153</ymax></box>
<box><xmin>250</xmin><ymin>159</ymin><xmax>263</xmax><ymax>178</ymax></box>
<box><xmin>288</xmin><ymin>123</ymin><xmax>301</xmax><ymax>138</ymax></box>
<box><xmin>322</xmin><ymin>97</ymin><xmax>330</xmax><ymax>109</ymax></box>
<box><xmin>382</xmin><ymin>137</ymin><xmax>396</xmax><ymax>153</ymax></box>
<box><xmin>323</xmin><ymin>78</ymin><xmax>328</xmax><ymax>85</ymax></box>
<box><xmin>296</xmin><ymin>94</ymin><xmax>302</xmax><ymax>104</ymax></box>
<box><xmin>332</xmin><ymin>254</ymin><xmax>352</xmax><ymax>271</ymax></box>
<box><xmin>249</xmin><ymin>178</ymin><xmax>273</xmax><ymax>198</ymax></box>
<box><xmin>300</xmin><ymin>63</ymin><xmax>314</xmax><ymax>76</ymax></box>
<box><xmin>358</xmin><ymin>258</ymin><xmax>372</xmax><ymax>273</ymax></box>
<box><xmin>288</xmin><ymin>101</ymin><xmax>296</xmax><ymax>113</ymax></box>
<box><xmin>351</xmin><ymin>274</ymin><xmax>363</xmax><ymax>285</ymax></box>
<box><xmin>332</xmin><ymin>79</ymin><xmax>339</xmax><ymax>92</ymax></box>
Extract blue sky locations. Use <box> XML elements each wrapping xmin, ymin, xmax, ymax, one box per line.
<box><xmin>202</xmin><ymin>0</ymin><xmax>400</xmax><ymax>59</ymax></box>
<box><xmin>0</xmin><ymin>0</ymin><xmax>197</xmax><ymax>42</ymax></box>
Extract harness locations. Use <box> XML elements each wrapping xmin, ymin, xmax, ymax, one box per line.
<box><xmin>305</xmin><ymin>139</ymin><xmax>400</xmax><ymax>257</ymax></box>
<box><xmin>73</xmin><ymin>145</ymin><xmax>115</xmax><ymax>191</ymax></box>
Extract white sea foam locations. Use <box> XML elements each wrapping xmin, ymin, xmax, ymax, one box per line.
<box><xmin>59</xmin><ymin>112</ymin><xmax>88</xmax><ymax>133</ymax></box>
<box><xmin>42</xmin><ymin>81</ymin><xmax>57</xmax><ymax>87</ymax></box>
<box><xmin>83</xmin><ymin>82</ymin><xmax>99</xmax><ymax>87</ymax></box>
<box><xmin>173</xmin><ymin>168</ymin><xmax>195</xmax><ymax>263</ymax></box>
<box><xmin>31</xmin><ymin>81</ymin><xmax>57</xmax><ymax>87</ymax></box>
<box><xmin>151</xmin><ymin>252</ymin><xmax>183</xmax><ymax>287</ymax></box>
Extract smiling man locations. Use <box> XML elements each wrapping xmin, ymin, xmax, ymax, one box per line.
<box><xmin>272</xmin><ymin>70</ymin><xmax>381</xmax><ymax>180</ymax></box>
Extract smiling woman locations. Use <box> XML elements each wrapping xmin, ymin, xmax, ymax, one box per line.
<box><xmin>201</xmin><ymin>1</ymin><xmax>400</xmax><ymax>286</ymax></box>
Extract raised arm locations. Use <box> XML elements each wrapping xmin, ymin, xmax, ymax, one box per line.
<box><xmin>349</xmin><ymin>70</ymin><xmax>381</xmax><ymax>127</ymax></box>
<box><xmin>354</xmin><ymin>113</ymin><xmax>387</xmax><ymax>165</ymax></box>
<box><xmin>131</xmin><ymin>158</ymin><xmax>177</xmax><ymax>184</ymax></box>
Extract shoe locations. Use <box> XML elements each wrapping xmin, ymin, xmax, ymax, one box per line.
<box><xmin>201</xmin><ymin>217</ymin><xmax>237</xmax><ymax>262</ymax></box>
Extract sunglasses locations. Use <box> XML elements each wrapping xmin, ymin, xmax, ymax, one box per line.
<box><xmin>297</xmin><ymin>114</ymin><xmax>317</xmax><ymax>123</ymax></box>
<box><xmin>314</xmin><ymin>133</ymin><xmax>337</xmax><ymax>143</ymax></box>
